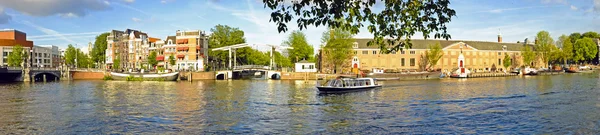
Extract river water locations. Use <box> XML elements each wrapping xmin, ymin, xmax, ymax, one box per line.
<box><xmin>1</xmin><ymin>74</ymin><xmax>600</xmax><ymax>134</ymax></box>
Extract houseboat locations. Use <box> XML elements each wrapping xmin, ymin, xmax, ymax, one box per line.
<box><xmin>110</xmin><ymin>72</ymin><xmax>179</xmax><ymax>81</ymax></box>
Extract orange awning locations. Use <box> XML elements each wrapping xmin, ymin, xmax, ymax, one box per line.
<box><xmin>176</xmin><ymin>46</ymin><xmax>189</xmax><ymax>51</ymax></box>
<box><xmin>176</xmin><ymin>39</ymin><xmax>188</xmax><ymax>44</ymax></box>
<box><xmin>156</xmin><ymin>55</ymin><xmax>164</xmax><ymax>61</ymax></box>
<box><xmin>177</xmin><ymin>54</ymin><xmax>185</xmax><ymax>58</ymax></box>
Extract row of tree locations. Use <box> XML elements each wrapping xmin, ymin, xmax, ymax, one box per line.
<box><xmin>206</xmin><ymin>24</ymin><xmax>313</xmax><ymax>70</ymax></box>
<box><xmin>522</xmin><ymin>31</ymin><xmax>599</xmax><ymax>68</ymax></box>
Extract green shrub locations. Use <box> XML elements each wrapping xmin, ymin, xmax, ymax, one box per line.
<box><xmin>103</xmin><ymin>75</ymin><xmax>113</xmax><ymax>80</ymax></box>
<box><xmin>126</xmin><ymin>75</ymin><xmax>143</xmax><ymax>81</ymax></box>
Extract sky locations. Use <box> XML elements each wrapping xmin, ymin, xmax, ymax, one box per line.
<box><xmin>0</xmin><ymin>0</ymin><xmax>599</xmax><ymax>53</ymax></box>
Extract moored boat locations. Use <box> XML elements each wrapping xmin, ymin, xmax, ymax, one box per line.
<box><xmin>317</xmin><ymin>77</ymin><xmax>382</xmax><ymax>93</ymax></box>
<box><xmin>524</xmin><ymin>67</ymin><xmax>538</xmax><ymax>75</ymax></box>
<box><xmin>110</xmin><ymin>72</ymin><xmax>179</xmax><ymax>81</ymax></box>
<box><xmin>565</xmin><ymin>66</ymin><xmax>593</xmax><ymax>73</ymax></box>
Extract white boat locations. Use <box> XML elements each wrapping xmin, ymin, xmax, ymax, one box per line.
<box><xmin>317</xmin><ymin>77</ymin><xmax>382</xmax><ymax>93</ymax></box>
<box><xmin>110</xmin><ymin>72</ymin><xmax>179</xmax><ymax>81</ymax></box>
<box><xmin>524</xmin><ymin>67</ymin><xmax>538</xmax><ymax>75</ymax></box>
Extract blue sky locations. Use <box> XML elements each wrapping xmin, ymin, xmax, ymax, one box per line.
<box><xmin>0</xmin><ymin>0</ymin><xmax>599</xmax><ymax>53</ymax></box>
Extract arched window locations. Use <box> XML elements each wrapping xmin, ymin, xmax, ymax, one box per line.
<box><xmin>353</xmin><ymin>42</ymin><xmax>358</xmax><ymax>48</ymax></box>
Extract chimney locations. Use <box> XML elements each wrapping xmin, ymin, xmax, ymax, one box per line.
<box><xmin>497</xmin><ymin>29</ymin><xmax>502</xmax><ymax>43</ymax></box>
<box><xmin>498</xmin><ymin>34</ymin><xmax>502</xmax><ymax>43</ymax></box>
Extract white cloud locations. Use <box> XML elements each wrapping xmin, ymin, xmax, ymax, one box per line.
<box><xmin>491</xmin><ymin>6</ymin><xmax>559</xmax><ymax>13</ymax></box>
<box><xmin>595</xmin><ymin>0</ymin><xmax>600</xmax><ymax>12</ymax></box>
<box><xmin>58</xmin><ymin>13</ymin><xmax>79</xmax><ymax>18</ymax></box>
<box><xmin>570</xmin><ymin>5</ymin><xmax>578</xmax><ymax>10</ymax></box>
<box><xmin>541</xmin><ymin>0</ymin><xmax>567</xmax><ymax>4</ymax></box>
<box><xmin>113</xmin><ymin>2</ymin><xmax>151</xmax><ymax>16</ymax></box>
<box><xmin>29</xmin><ymin>31</ymin><xmax>105</xmax><ymax>39</ymax></box>
<box><xmin>161</xmin><ymin>0</ymin><xmax>175</xmax><ymax>4</ymax></box>
<box><xmin>0</xmin><ymin>0</ymin><xmax>111</xmax><ymax>18</ymax></box>
<box><xmin>0</xmin><ymin>7</ymin><xmax>11</xmax><ymax>24</ymax></box>
<box><xmin>123</xmin><ymin>0</ymin><xmax>135</xmax><ymax>3</ymax></box>
<box><xmin>132</xmin><ymin>17</ymin><xmax>141</xmax><ymax>22</ymax></box>
<box><xmin>20</xmin><ymin>20</ymin><xmax>77</xmax><ymax>44</ymax></box>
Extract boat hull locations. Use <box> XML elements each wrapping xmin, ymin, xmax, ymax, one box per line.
<box><xmin>450</xmin><ymin>74</ymin><xmax>468</xmax><ymax>78</ymax></box>
<box><xmin>110</xmin><ymin>72</ymin><xmax>179</xmax><ymax>81</ymax></box>
<box><xmin>317</xmin><ymin>85</ymin><xmax>382</xmax><ymax>93</ymax></box>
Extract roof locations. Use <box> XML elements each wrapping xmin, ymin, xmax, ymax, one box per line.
<box><xmin>354</xmin><ymin>38</ymin><xmax>529</xmax><ymax>51</ymax></box>
<box><xmin>295</xmin><ymin>60</ymin><xmax>313</xmax><ymax>64</ymax></box>
<box><xmin>166</xmin><ymin>36</ymin><xmax>176</xmax><ymax>44</ymax></box>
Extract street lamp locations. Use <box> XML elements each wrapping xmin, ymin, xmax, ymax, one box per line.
<box><xmin>75</xmin><ymin>44</ymin><xmax>78</xmax><ymax>69</ymax></box>
<box><xmin>29</xmin><ymin>48</ymin><xmax>33</xmax><ymax>68</ymax></box>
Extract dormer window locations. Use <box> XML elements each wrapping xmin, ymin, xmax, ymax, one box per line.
<box><xmin>168</xmin><ymin>39</ymin><xmax>173</xmax><ymax>45</ymax></box>
<box><xmin>502</xmin><ymin>45</ymin><xmax>507</xmax><ymax>51</ymax></box>
<box><xmin>353</xmin><ymin>42</ymin><xmax>358</xmax><ymax>48</ymax></box>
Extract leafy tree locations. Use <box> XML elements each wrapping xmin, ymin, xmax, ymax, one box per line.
<box><xmin>556</xmin><ymin>34</ymin><xmax>568</xmax><ymax>48</ymax></box>
<box><xmin>76</xmin><ymin>50</ymin><xmax>90</xmax><ymax>68</ymax></box>
<box><xmin>284</xmin><ymin>30</ymin><xmax>314</xmax><ymax>63</ymax></box>
<box><xmin>272</xmin><ymin>51</ymin><xmax>292</xmax><ymax>68</ymax></box>
<box><xmin>148</xmin><ymin>51</ymin><xmax>158</xmax><ymax>69</ymax></box>
<box><xmin>322</xmin><ymin>28</ymin><xmax>354</xmax><ymax>74</ymax></box>
<box><xmin>113</xmin><ymin>56</ymin><xmax>120</xmax><ymax>70</ymax></box>
<box><xmin>168</xmin><ymin>54</ymin><xmax>176</xmax><ymax>67</ymax></box>
<box><xmin>522</xmin><ymin>45</ymin><xmax>535</xmax><ymax>66</ymax></box>
<box><xmin>503</xmin><ymin>54</ymin><xmax>512</xmax><ymax>70</ymax></box>
<box><xmin>262</xmin><ymin>0</ymin><xmax>456</xmax><ymax>53</ymax></box>
<box><xmin>561</xmin><ymin>37</ymin><xmax>574</xmax><ymax>65</ymax></box>
<box><xmin>425</xmin><ymin>42</ymin><xmax>444</xmax><ymax>70</ymax></box>
<box><xmin>245</xmin><ymin>49</ymin><xmax>270</xmax><ymax>66</ymax></box>
<box><xmin>573</xmin><ymin>37</ymin><xmax>598</xmax><ymax>64</ymax></box>
<box><xmin>569</xmin><ymin>33</ymin><xmax>581</xmax><ymax>44</ymax></box>
<box><xmin>91</xmin><ymin>32</ymin><xmax>110</xmax><ymax>64</ymax></box>
<box><xmin>64</xmin><ymin>44</ymin><xmax>77</xmax><ymax>66</ymax></box>
<box><xmin>582</xmin><ymin>31</ymin><xmax>599</xmax><ymax>39</ymax></box>
<box><xmin>208</xmin><ymin>24</ymin><xmax>246</xmax><ymax>67</ymax></box>
<box><xmin>7</xmin><ymin>45</ymin><xmax>28</xmax><ymax>67</ymax></box>
<box><xmin>535</xmin><ymin>31</ymin><xmax>554</xmax><ymax>67</ymax></box>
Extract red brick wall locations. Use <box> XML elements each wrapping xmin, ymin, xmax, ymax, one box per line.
<box><xmin>71</xmin><ymin>71</ymin><xmax>105</xmax><ymax>80</ymax></box>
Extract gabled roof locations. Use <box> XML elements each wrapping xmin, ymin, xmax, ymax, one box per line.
<box><xmin>354</xmin><ymin>38</ymin><xmax>529</xmax><ymax>51</ymax></box>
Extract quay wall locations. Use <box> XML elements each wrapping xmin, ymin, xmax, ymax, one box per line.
<box><xmin>71</xmin><ymin>71</ymin><xmax>105</xmax><ymax>80</ymax></box>
<box><xmin>190</xmin><ymin>72</ymin><xmax>215</xmax><ymax>80</ymax></box>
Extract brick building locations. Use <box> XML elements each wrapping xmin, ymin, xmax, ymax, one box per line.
<box><xmin>0</xmin><ymin>29</ymin><xmax>34</xmax><ymax>66</ymax></box>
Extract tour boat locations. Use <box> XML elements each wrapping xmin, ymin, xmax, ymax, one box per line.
<box><xmin>316</xmin><ymin>77</ymin><xmax>382</xmax><ymax>93</ymax></box>
<box><xmin>110</xmin><ymin>72</ymin><xmax>179</xmax><ymax>81</ymax></box>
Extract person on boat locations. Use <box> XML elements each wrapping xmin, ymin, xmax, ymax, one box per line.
<box><xmin>335</xmin><ymin>76</ymin><xmax>345</xmax><ymax>87</ymax></box>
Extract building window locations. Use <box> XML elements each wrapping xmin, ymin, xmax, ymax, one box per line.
<box><xmin>362</xmin><ymin>51</ymin><xmax>368</xmax><ymax>54</ymax></box>
<box><xmin>401</xmin><ymin>50</ymin><xmax>405</xmax><ymax>54</ymax></box>
<box><xmin>353</xmin><ymin>42</ymin><xmax>358</xmax><ymax>48</ymax></box>
<box><xmin>401</xmin><ymin>58</ymin><xmax>405</xmax><ymax>66</ymax></box>
<box><xmin>372</xmin><ymin>51</ymin><xmax>377</xmax><ymax>54</ymax></box>
<box><xmin>410</xmin><ymin>51</ymin><xmax>416</xmax><ymax>54</ymax></box>
<box><xmin>354</xmin><ymin>51</ymin><xmax>357</xmax><ymax>55</ymax></box>
<box><xmin>391</xmin><ymin>51</ymin><xmax>396</xmax><ymax>54</ymax></box>
<box><xmin>2</xmin><ymin>52</ymin><xmax>7</xmax><ymax>56</ymax></box>
<box><xmin>498</xmin><ymin>59</ymin><xmax>501</xmax><ymax>65</ymax></box>
<box><xmin>498</xmin><ymin>52</ymin><xmax>501</xmax><ymax>55</ymax></box>
<box><xmin>410</xmin><ymin>58</ymin><xmax>415</xmax><ymax>66</ymax></box>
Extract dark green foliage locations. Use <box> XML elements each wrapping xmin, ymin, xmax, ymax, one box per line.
<box><xmin>262</xmin><ymin>0</ymin><xmax>456</xmax><ymax>52</ymax></box>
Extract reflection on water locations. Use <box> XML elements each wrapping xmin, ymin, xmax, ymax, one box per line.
<box><xmin>0</xmin><ymin>74</ymin><xmax>600</xmax><ymax>134</ymax></box>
